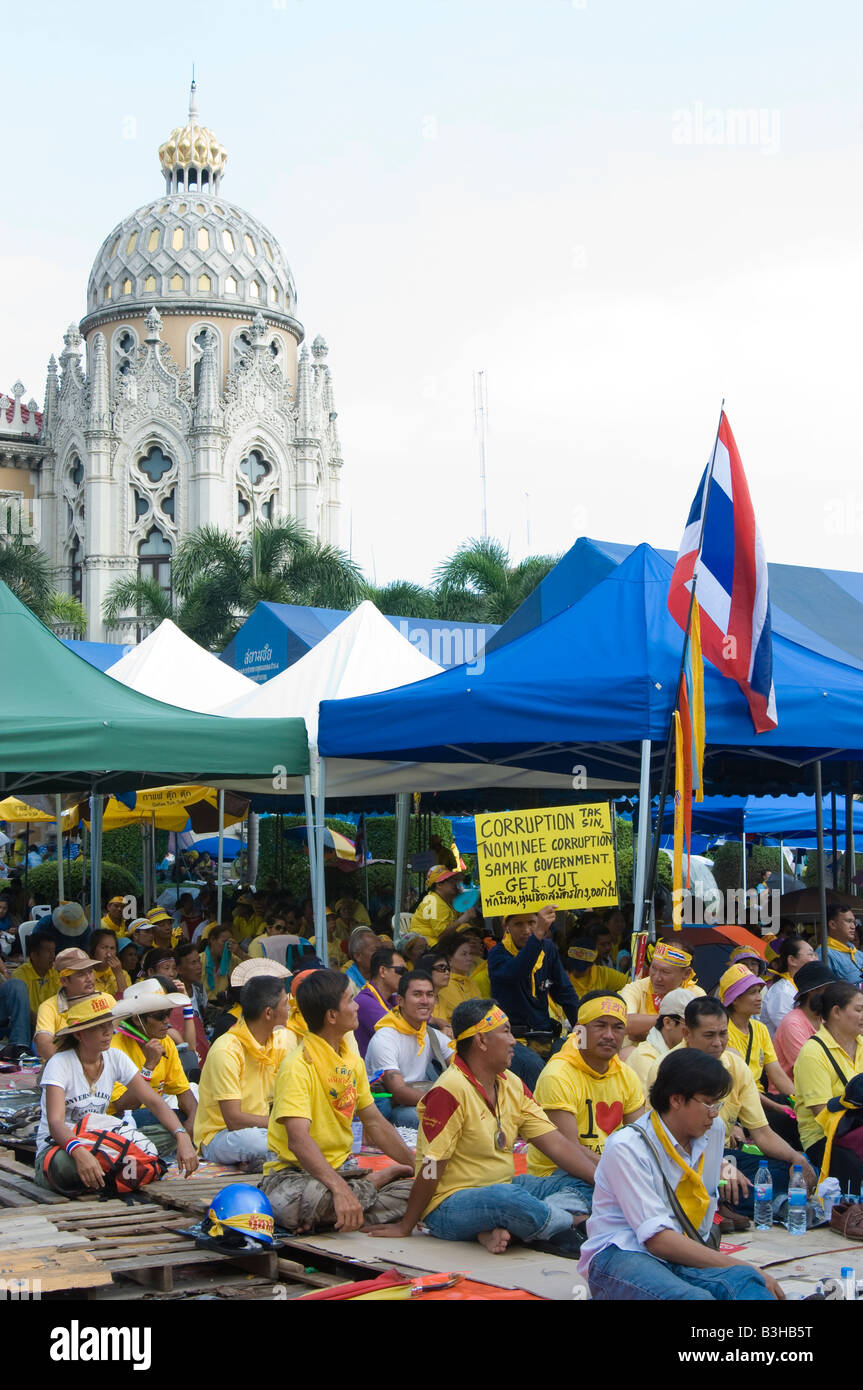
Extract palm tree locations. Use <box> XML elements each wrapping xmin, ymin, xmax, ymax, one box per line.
<box><xmin>0</xmin><ymin>537</ymin><xmax>87</xmax><ymax>636</ymax></box>
<box><xmin>103</xmin><ymin>518</ymin><xmax>364</xmax><ymax>650</ymax></box>
<box><xmin>433</xmin><ymin>537</ymin><xmax>559</xmax><ymax>624</ymax></box>
<box><xmin>360</xmin><ymin>580</ymin><xmax>440</xmax><ymax>619</ymax></box>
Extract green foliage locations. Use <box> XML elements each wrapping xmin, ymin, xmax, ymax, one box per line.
<box><xmin>256</xmin><ymin>813</ymin><xmax>454</xmax><ymax>901</ymax></box>
<box><xmin>25</xmin><ymin>858</ymin><xmax>141</xmax><ymax>904</ymax></box>
<box><xmin>802</xmin><ymin>852</ymin><xmax>846</xmax><ymax>889</ymax></box>
<box><xmin>0</xmin><ymin>537</ymin><xmax>87</xmax><ymax>634</ymax></box>
<box><xmin>612</xmin><ymin>817</ymin><xmax>671</xmax><ymax>902</ymax></box>
<box><xmin>710</xmin><ymin>843</ymin><xmax>783</xmax><ymax>893</ymax></box>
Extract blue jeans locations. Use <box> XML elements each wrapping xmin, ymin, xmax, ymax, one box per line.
<box><xmin>726</xmin><ymin>1149</ymin><xmax>790</xmax><ymax>1217</ymax></box>
<box><xmin>587</xmin><ymin>1243</ymin><xmax>773</xmax><ymax>1301</ymax></box>
<box><xmin>200</xmin><ymin>1128</ymin><xmax>272</xmax><ymax>1165</ymax></box>
<box><xmin>0</xmin><ymin>978</ymin><xmax>30</xmax><ymax>1047</ymax></box>
<box><xmin>424</xmin><ymin>1172</ymin><xmax>593</xmax><ymax>1243</ymax></box>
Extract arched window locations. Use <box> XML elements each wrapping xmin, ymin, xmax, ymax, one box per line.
<box><xmin>138</xmin><ymin>527</ymin><xmax>172</xmax><ymax>599</ymax></box>
<box><xmin>114</xmin><ymin>328</ymin><xmax>137</xmax><ymax>382</ymax></box>
<box><xmin>225</xmin><ymin>274</ymin><xmax>238</xmax><ymax>295</ymax></box>
<box><xmin>240</xmin><ymin>450</ymin><xmax>271</xmax><ymax>487</ymax></box>
<box><xmin>231</xmin><ymin>330</ymin><xmax>252</xmax><ymax>372</ymax></box>
<box><xmin>69</xmin><ymin>455</ymin><xmax>84</xmax><ymax>488</ymax></box>
<box><xmin>147</xmin><ymin>228</ymin><xmax>160</xmax><ymax>252</ymax></box>
<box><xmin>192</xmin><ymin>327</ymin><xmax>212</xmax><ymax>393</ymax></box>
<box><xmin>138</xmin><ymin>446</ymin><xmax>173</xmax><ymax>483</ymax></box>
<box><xmin>145</xmin><ymin>274</ymin><xmax>157</xmax><ymax>293</ymax></box>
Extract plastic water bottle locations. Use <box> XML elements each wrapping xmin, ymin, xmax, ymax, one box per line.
<box><xmin>754</xmin><ymin>1163</ymin><xmax>773</xmax><ymax>1231</ymax></box>
<box><xmin>841</xmin><ymin>1266</ymin><xmax>856</xmax><ymax>1300</ymax></box>
<box><xmin>818</xmin><ymin>1176</ymin><xmax>841</xmax><ymax>1222</ymax></box>
<box><xmin>787</xmin><ymin>1164</ymin><xmax>807</xmax><ymax>1235</ymax></box>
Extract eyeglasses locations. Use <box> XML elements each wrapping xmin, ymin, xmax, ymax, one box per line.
<box><xmin>691</xmin><ymin>1096</ymin><xmax>722</xmax><ymax>1116</ymax></box>
<box><xmin>392</xmin><ymin>966</ymin><xmax>407</xmax><ymax>976</ymax></box>
<box><xmin>433</xmin><ymin>963</ymin><xmax>450</xmax><ymax>972</ymax></box>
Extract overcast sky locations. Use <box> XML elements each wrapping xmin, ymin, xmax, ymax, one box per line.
<box><xmin>1</xmin><ymin>0</ymin><xmax>861</xmax><ymax>587</ymax></box>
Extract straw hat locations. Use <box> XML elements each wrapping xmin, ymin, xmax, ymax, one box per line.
<box><xmin>231</xmin><ymin>958</ymin><xmax>290</xmax><ymax>987</ymax></box>
<box><xmin>112</xmin><ymin>979</ymin><xmax>187</xmax><ymax>1019</ymax></box>
<box><xmin>54</xmin><ymin>992</ymin><xmax>117</xmax><ymax>1038</ymax></box>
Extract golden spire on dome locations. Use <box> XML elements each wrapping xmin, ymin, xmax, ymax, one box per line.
<box><xmin>158</xmin><ymin>78</ymin><xmax>227</xmax><ymax>194</ymax></box>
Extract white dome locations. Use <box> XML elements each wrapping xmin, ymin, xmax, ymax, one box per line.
<box><xmin>83</xmin><ymin>192</ymin><xmax>300</xmax><ymax>329</ymax></box>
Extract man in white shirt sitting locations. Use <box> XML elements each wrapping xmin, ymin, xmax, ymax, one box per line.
<box><xmin>577</xmin><ymin>1048</ymin><xmax>784</xmax><ymax>1301</ymax></box>
<box><xmin>363</xmin><ymin>970</ymin><xmax>450</xmax><ymax>1127</ymax></box>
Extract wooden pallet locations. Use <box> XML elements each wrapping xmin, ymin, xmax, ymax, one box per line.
<box><xmin>0</xmin><ymin>1153</ymin><xmax>68</xmax><ymax>1207</ymax></box>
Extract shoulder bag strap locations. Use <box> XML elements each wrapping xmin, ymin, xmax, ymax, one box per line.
<box><xmin>634</xmin><ymin>1127</ymin><xmax>709</xmax><ymax>1246</ymax></box>
<box><xmin>745</xmin><ymin>1023</ymin><xmax>754</xmax><ymax>1067</ymax></box>
<box><xmin>811</xmin><ymin>1033</ymin><xmax>853</xmax><ymax>1087</ymax></box>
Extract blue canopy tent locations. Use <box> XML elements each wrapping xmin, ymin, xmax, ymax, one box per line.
<box><xmin>487</xmin><ymin>535</ymin><xmax>863</xmax><ymax>672</ymax></box>
<box><xmin>220</xmin><ymin>601</ymin><xmax>498</xmax><ymax>684</ymax></box>
<box><xmin>61</xmin><ymin>639</ymin><xmax>133</xmax><ymax>670</ymax></box>
<box><xmin>318</xmin><ymin>544</ymin><xmax>863</xmax><ymax>935</ymax></box>
<box><xmin>656</xmin><ymin>794</ymin><xmax>863</xmax><ymax>840</ymax></box>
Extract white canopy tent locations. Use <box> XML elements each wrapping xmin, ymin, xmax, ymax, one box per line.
<box><xmin>105</xmin><ymin>618</ymin><xmax>257</xmax><ymax>713</ymax></box>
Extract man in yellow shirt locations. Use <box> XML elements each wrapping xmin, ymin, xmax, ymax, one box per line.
<box><xmin>146</xmin><ymin>906</ymin><xmax>183</xmax><ymax>950</ymax></box>
<box><xmin>619</xmin><ymin>940</ymin><xmax>704</xmax><ymax>1042</ymax></box>
<box><xmin>13</xmin><ymin>934</ymin><xmax>60</xmax><ymax>1019</ymax></box>
<box><xmin>194</xmin><ymin>974</ymin><xmax>296</xmax><ymax>1166</ymax></box>
<box><xmin>408</xmin><ymin>865</ymin><xmax>476</xmax><ymax>947</ymax></box>
<box><xmin>666</xmin><ymin>996</ymin><xmax>816</xmax><ymax>1218</ymax></box>
<box><xmin>260</xmin><ymin>969</ymin><xmax>415</xmax><ymax>1232</ymax></box>
<box><xmin>528</xmin><ymin>993</ymin><xmax>644</xmax><ymax>1189</ymax></box>
<box><xmin>566</xmin><ymin>938</ymin><xmax>628</xmax><ymax>1002</ymax></box>
<box><xmin>110</xmin><ymin>978</ymin><xmax>197</xmax><ymax>1153</ymax></box>
<box><xmin>33</xmin><ymin>947</ymin><xmax>111</xmax><ymax>1062</ymax></box>
<box><xmin>101</xmin><ymin>896</ymin><xmax>127</xmax><ymax>932</ymax></box>
<box><xmin>626</xmin><ymin>988</ymin><xmax>690</xmax><ymax>1089</ymax></box>
<box><xmin>368</xmin><ymin>998</ymin><xmax>599</xmax><ymax>1256</ymax></box>
<box><xmin>719</xmin><ymin>963</ymin><xmax>799</xmax><ymax>1143</ymax></box>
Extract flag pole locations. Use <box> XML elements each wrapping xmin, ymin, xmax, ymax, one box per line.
<box><xmin>637</xmin><ymin>399</ymin><xmax>725</xmax><ymax>939</ymax></box>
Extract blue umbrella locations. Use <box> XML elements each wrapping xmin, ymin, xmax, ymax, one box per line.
<box><xmin>193</xmin><ymin>835</ymin><xmax>242</xmax><ymax>859</ymax></box>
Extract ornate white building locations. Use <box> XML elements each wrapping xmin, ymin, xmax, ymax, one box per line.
<box><xmin>10</xmin><ymin>84</ymin><xmax>343</xmax><ymax>640</ymax></box>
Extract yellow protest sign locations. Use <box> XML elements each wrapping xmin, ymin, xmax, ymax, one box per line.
<box><xmin>474</xmin><ymin>803</ymin><xmax>618</xmax><ymax>914</ymax></box>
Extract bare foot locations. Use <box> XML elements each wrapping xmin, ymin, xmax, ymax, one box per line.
<box><xmin>368</xmin><ymin>1164</ymin><xmax>414</xmax><ymax>1190</ymax></box>
<box><xmin>477</xmin><ymin>1227</ymin><xmax>511</xmax><ymax>1254</ymax></box>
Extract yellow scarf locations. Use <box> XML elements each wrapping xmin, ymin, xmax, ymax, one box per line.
<box><xmin>502</xmin><ymin>932</ymin><xmax>545</xmax><ymax>998</ymax></box>
<box><xmin>301</xmin><ymin>1030</ymin><xmax>360</xmax><ymax>1121</ymax></box>
<box><xmin>828</xmin><ymin>937</ymin><xmax>859</xmax><ymax>958</ymax></box>
<box><xmin>360</xmin><ymin>980</ymin><xmax>389</xmax><ymax>1011</ymax></box>
<box><xmin>232</xmin><ymin>1017</ymin><xmax>283</xmax><ymax>1090</ymax></box>
<box><xmin>373</xmin><ymin>1006</ymin><xmax>427</xmax><ymax>1053</ymax></box>
<box><xmin>559</xmin><ymin>1033</ymin><xmax>623</xmax><ymax>1080</ymax></box>
<box><xmin>284</xmin><ymin>997</ymin><xmax>308</xmax><ymax>1039</ymax></box>
<box><xmin>648</xmin><ymin>1110</ymin><xmax>710</xmax><ymax>1232</ymax></box>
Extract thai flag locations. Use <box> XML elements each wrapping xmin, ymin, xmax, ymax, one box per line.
<box><xmin>668</xmin><ymin>411</ymin><xmax>777</xmax><ymax>734</ymax></box>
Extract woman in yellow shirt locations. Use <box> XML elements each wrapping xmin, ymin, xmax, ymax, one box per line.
<box><xmin>719</xmin><ymin>962</ymin><xmax>799</xmax><ymax>1145</ymax></box>
<box><xmin>89</xmin><ymin>929</ymin><xmax>132</xmax><ymax>998</ymax></box>
<box><xmin>109</xmin><ymin>978</ymin><xmax>197</xmax><ymax>1153</ymax></box>
<box><xmin>794</xmin><ymin>980</ymin><xmax>863</xmax><ymax>1192</ymax></box>
<box><xmin>436</xmin><ymin>939</ymin><xmax>484</xmax><ymax>1023</ymax></box>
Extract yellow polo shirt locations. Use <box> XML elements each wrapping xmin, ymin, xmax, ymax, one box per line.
<box><xmin>416</xmin><ymin>1058</ymin><xmax>556</xmax><ymax>1214</ymax></box>
<box><xmin>794</xmin><ymin>1025</ymin><xmax>863</xmax><ymax>1151</ymax></box>
<box><xmin>35</xmin><ymin>989</ymin><xmax>116</xmax><ymax>1039</ymax></box>
<box><xmin>527</xmin><ymin>1051</ymin><xmax>643</xmax><ymax>1174</ymax></box>
<box><xmin>264</xmin><ymin>1036</ymin><xmax>373</xmax><ymax>1174</ymax></box>
<box><xmin>626</xmin><ymin>1036</ymin><xmax>665</xmax><ymax>1091</ymax></box>
<box><xmin>436</xmin><ymin>971</ymin><xmax>483</xmax><ymax>1023</ymax></box>
<box><xmin>109</xmin><ymin>1032</ymin><xmax>188</xmax><ymax>1107</ymax></box>
<box><xmin>409</xmin><ymin>892</ymin><xmax>455</xmax><ymax>947</ymax></box>
<box><xmin>194</xmin><ymin>1022</ymin><xmax>297</xmax><ymax>1149</ymax></box>
<box><xmin>644</xmin><ymin>1042</ymin><xmax>768</xmax><ymax>1140</ymax></box>
<box><xmin>568</xmin><ymin>964</ymin><xmax>628</xmax><ymax>1000</ymax></box>
<box><xmin>12</xmin><ymin>961</ymin><xmax>60</xmax><ymax>1015</ymax></box>
<box><xmin>470</xmin><ymin>960</ymin><xmax>491</xmax><ymax>999</ymax></box>
<box><xmin>726</xmin><ymin>1017</ymin><xmax>777</xmax><ymax>1091</ymax></box>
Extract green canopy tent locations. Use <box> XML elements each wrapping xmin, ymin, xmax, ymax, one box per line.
<box><xmin>0</xmin><ymin>581</ymin><xmax>309</xmax><ymax>921</ymax></box>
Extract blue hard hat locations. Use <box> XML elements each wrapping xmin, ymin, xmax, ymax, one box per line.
<box><xmin>202</xmin><ymin>1184</ymin><xmax>275</xmax><ymax>1249</ymax></box>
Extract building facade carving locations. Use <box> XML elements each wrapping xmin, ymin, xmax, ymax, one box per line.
<box><xmin>5</xmin><ymin>83</ymin><xmax>343</xmax><ymax>640</ymax></box>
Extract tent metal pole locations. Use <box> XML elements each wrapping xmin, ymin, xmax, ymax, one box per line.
<box><xmin>741</xmin><ymin>832</ymin><xmax>747</xmax><ymax>899</ymax></box>
<box><xmin>217</xmin><ymin>791</ymin><xmax>225</xmax><ymax>924</ymax></box>
<box><xmin>303</xmin><ymin>775</ymin><xmax>317</xmax><ymax>888</ymax></box>
<box><xmin>314</xmin><ymin>760</ymin><xmax>329</xmax><ymax>966</ymax></box>
<box><xmin>814</xmin><ymin>761</ymin><xmax>829</xmax><ymax>959</ymax></box>
<box><xmin>55</xmin><ymin>796</ymin><xmax>64</xmax><ymax>903</ymax></box>
<box><xmin>779</xmin><ymin>839</ymin><xmax>785</xmax><ymax>895</ymax></box>
<box><xmin>846</xmin><ymin>766</ymin><xmax>856</xmax><ymax>896</ymax></box>
<box><xmin>831</xmin><ymin>789</ymin><xmax>838</xmax><ymax>890</ymax></box>
<box><xmin>393</xmin><ymin>792</ymin><xmax>410</xmax><ymax>939</ymax></box>
<box><xmin>89</xmin><ymin>794</ymin><xmax>103</xmax><ymax>930</ymax></box>
<box><xmin>633</xmin><ymin>740</ymin><xmax>651</xmax><ymax>932</ymax></box>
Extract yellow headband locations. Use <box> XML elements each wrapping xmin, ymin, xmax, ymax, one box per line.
<box><xmin>577</xmin><ymin>995</ymin><xmax>628</xmax><ymax>1026</ymax></box>
<box><xmin>205</xmin><ymin>1208</ymin><xmax>274</xmax><ymax>1242</ymax></box>
<box><xmin>453</xmin><ymin>1005</ymin><xmax>508</xmax><ymax>1044</ymax></box>
<box><xmin>652</xmin><ymin>941</ymin><xmax>693</xmax><ymax>968</ymax></box>
<box><xmin>568</xmin><ymin>946</ymin><xmax>597</xmax><ymax>964</ymax></box>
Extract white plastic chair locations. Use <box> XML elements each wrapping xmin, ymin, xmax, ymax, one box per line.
<box><xmin>17</xmin><ymin>921</ymin><xmax>38</xmax><ymax>953</ymax></box>
<box><xmin>31</xmin><ymin>904</ymin><xmax>51</xmax><ymax>921</ymax></box>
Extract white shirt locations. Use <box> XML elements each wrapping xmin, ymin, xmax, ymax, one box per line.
<box><xmin>37</xmin><ymin>1048</ymin><xmax>139</xmax><ymax>1149</ymax></box>
<box><xmin>578</xmin><ymin>1111</ymin><xmax>725</xmax><ymax>1275</ymax></box>
<box><xmin>364</xmin><ymin>1024</ymin><xmax>450</xmax><ymax>1088</ymax></box>
<box><xmin>760</xmin><ymin>976</ymin><xmax>796</xmax><ymax>1037</ymax></box>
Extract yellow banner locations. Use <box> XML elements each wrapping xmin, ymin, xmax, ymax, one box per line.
<box><xmin>0</xmin><ymin>797</ymin><xmax>56</xmax><ymax>824</ymax></box>
<box><xmin>474</xmin><ymin>803</ymin><xmax>618</xmax><ymax>914</ymax></box>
